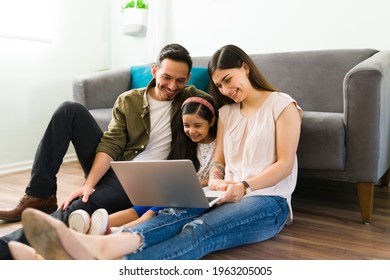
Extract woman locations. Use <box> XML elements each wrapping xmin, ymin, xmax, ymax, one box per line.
<box><xmin>9</xmin><ymin>45</ymin><xmax>302</xmax><ymax>260</ymax></box>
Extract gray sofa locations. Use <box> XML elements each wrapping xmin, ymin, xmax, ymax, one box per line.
<box><xmin>73</xmin><ymin>49</ymin><xmax>390</xmax><ymax>224</ymax></box>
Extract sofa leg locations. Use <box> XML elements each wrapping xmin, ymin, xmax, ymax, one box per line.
<box><xmin>380</xmin><ymin>168</ymin><xmax>390</xmax><ymax>187</ymax></box>
<box><xmin>356</xmin><ymin>182</ymin><xmax>374</xmax><ymax>224</ymax></box>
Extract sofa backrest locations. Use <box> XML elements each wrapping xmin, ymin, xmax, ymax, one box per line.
<box><xmin>192</xmin><ymin>49</ymin><xmax>378</xmax><ymax>113</ymax></box>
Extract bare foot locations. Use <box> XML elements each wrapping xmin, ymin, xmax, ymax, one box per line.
<box><xmin>22</xmin><ymin>208</ymin><xmax>141</xmax><ymax>260</ymax></box>
<box><xmin>21</xmin><ymin>208</ymin><xmax>96</xmax><ymax>260</ymax></box>
<box><xmin>8</xmin><ymin>241</ymin><xmax>45</xmax><ymax>260</ymax></box>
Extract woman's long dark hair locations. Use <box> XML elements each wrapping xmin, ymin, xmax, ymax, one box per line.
<box><xmin>208</xmin><ymin>44</ymin><xmax>277</xmax><ymax>107</ymax></box>
<box><xmin>168</xmin><ymin>94</ymin><xmax>217</xmax><ymax>171</ymax></box>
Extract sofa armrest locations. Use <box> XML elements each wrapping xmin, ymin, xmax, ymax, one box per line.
<box><xmin>73</xmin><ymin>68</ymin><xmax>130</xmax><ymax>110</ymax></box>
<box><xmin>343</xmin><ymin>50</ymin><xmax>390</xmax><ymax>182</ymax></box>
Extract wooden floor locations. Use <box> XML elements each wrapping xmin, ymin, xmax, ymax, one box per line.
<box><xmin>1</xmin><ymin>161</ymin><xmax>390</xmax><ymax>260</ymax></box>
<box><xmin>0</xmin><ymin>162</ymin><xmax>84</xmax><ymax>237</ymax></box>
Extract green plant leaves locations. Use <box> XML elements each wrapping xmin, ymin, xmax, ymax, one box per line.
<box><xmin>121</xmin><ymin>0</ymin><xmax>148</xmax><ymax>12</ymax></box>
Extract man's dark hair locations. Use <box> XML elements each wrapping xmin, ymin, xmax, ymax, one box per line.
<box><xmin>157</xmin><ymin>43</ymin><xmax>193</xmax><ymax>73</ymax></box>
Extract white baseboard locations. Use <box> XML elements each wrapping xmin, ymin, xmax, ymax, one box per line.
<box><xmin>0</xmin><ymin>154</ymin><xmax>78</xmax><ymax>176</ymax></box>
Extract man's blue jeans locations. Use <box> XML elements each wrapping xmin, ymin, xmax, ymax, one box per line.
<box><xmin>124</xmin><ymin>195</ymin><xmax>288</xmax><ymax>260</ymax></box>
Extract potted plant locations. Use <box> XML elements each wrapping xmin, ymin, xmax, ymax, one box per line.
<box><xmin>121</xmin><ymin>0</ymin><xmax>149</xmax><ymax>36</ymax></box>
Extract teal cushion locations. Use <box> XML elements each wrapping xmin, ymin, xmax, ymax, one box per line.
<box><xmin>187</xmin><ymin>67</ymin><xmax>210</xmax><ymax>92</ymax></box>
<box><xmin>129</xmin><ymin>65</ymin><xmax>210</xmax><ymax>92</ymax></box>
<box><xmin>130</xmin><ymin>65</ymin><xmax>153</xmax><ymax>89</ymax></box>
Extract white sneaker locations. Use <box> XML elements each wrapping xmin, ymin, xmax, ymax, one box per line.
<box><xmin>68</xmin><ymin>210</ymin><xmax>91</xmax><ymax>234</ymax></box>
<box><xmin>89</xmin><ymin>208</ymin><xmax>110</xmax><ymax>235</ymax></box>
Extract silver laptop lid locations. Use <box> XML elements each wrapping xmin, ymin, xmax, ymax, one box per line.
<box><xmin>110</xmin><ymin>159</ymin><xmax>218</xmax><ymax>208</ymax></box>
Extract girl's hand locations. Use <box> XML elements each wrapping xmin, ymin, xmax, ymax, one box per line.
<box><xmin>208</xmin><ymin>179</ymin><xmax>236</xmax><ymax>191</ymax></box>
<box><xmin>208</xmin><ymin>179</ymin><xmax>226</xmax><ymax>190</ymax></box>
<box><xmin>217</xmin><ymin>182</ymin><xmax>246</xmax><ymax>204</ymax></box>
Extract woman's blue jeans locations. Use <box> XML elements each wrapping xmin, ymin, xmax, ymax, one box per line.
<box><xmin>123</xmin><ymin>195</ymin><xmax>288</xmax><ymax>260</ymax></box>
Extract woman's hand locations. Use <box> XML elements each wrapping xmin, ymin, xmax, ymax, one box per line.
<box><xmin>217</xmin><ymin>182</ymin><xmax>246</xmax><ymax>204</ymax></box>
<box><xmin>58</xmin><ymin>185</ymin><xmax>94</xmax><ymax>210</ymax></box>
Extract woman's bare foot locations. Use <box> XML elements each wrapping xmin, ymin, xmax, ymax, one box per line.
<box><xmin>22</xmin><ymin>208</ymin><xmax>142</xmax><ymax>260</ymax></box>
<box><xmin>21</xmin><ymin>208</ymin><xmax>96</xmax><ymax>260</ymax></box>
<box><xmin>8</xmin><ymin>241</ymin><xmax>45</xmax><ymax>260</ymax></box>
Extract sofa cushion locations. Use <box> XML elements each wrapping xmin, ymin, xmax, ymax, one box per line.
<box><xmin>187</xmin><ymin>67</ymin><xmax>210</xmax><ymax>92</ymax></box>
<box><xmin>298</xmin><ymin>111</ymin><xmax>345</xmax><ymax>170</ymax></box>
<box><xmin>130</xmin><ymin>64</ymin><xmax>153</xmax><ymax>89</ymax></box>
<box><xmin>130</xmin><ymin>65</ymin><xmax>210</xmax><ymax>92</ymax></box>
<box><xmin>249</xmin><ymin>49</ymin><xmax>378</xmax><ymax>113</ymax></box>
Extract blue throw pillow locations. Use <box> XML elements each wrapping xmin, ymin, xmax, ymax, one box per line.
<box><xmin>130</xmin><ymin>65</ymin><xmax>153</xmax><ymax>89</ymax></box>
<box><xmin>187</xmin><ymin>67</ymin><xmax>210</xmax><ymax>92</ymax></box>
<box><xmin>130</xmin><ymin>65</ymin><xmax>210</xmax><ymax>92</ymax></box>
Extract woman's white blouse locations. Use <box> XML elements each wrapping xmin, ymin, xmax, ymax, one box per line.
<box><xmin>219</xmin><ymin>92</ymin><xmax>302</xmax><ymax>223</ymax></box>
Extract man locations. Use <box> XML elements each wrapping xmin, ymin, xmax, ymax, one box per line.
<box><xmin>0</xmin><ymin>43</ymin><xmax>210</xmax><ymax>259</ymax></box>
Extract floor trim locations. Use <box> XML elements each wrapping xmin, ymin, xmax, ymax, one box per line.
<box><xmin>0</xmin><ymin>154</ymin><xmax>77</xmax><ymax>176</ymax></box>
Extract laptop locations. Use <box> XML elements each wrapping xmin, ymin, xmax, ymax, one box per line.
<box><xmin>110</xmin><ymin>159</ymin><xmax>225</xmax><ymax>208</ymax></box>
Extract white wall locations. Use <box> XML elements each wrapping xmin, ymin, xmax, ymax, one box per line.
<box><xmin>166</xmin><ymin>0</ymin><xmax>390</xmax><ymax>56</ymax></box>
<box><xmin>111</xmin><ymin>0</ymin><xmax>390</xmax><ymax>66</ymax></box>
<box><xmin>0</xmin><ymin>0</ymin><xmax>111</xmax><ymax>171</ymax></box>
<box><xmin>111</xmin><ymin>0</ymin><xmax>171</xmax><ymax>68</ymax></box>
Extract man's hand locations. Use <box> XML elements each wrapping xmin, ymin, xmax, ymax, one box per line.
<box><xmin>58</xmin><ymin>185</ymin><xmax>94</xmax><ymax>210</ymax></box>
<box><xmin>58</xmin><ymin>152</ymin><xmax>113</xmax><ymax>210</ymax></box>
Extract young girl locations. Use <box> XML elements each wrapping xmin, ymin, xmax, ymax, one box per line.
<box><xmin>67</xmin><ymin>94</ymin><xmax>218</xmax><ymax>235</ymax></box>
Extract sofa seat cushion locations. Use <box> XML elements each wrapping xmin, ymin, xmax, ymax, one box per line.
<box><xmin>298</xmin><ymin>111</ymin><xmax>345</xmax><ymax>170</ymax></box>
